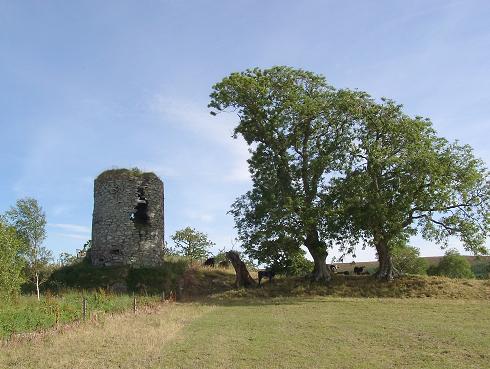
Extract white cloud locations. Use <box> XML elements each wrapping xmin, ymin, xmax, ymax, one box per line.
<box><xmin>184</xmin><ymin>210</ymin><xmax>215</xmax><ymax>223</ymax></box>
<box><xmin>51</xmin><ymin>232</ymin><xmax>90</xmax><ymax>240</ymax></box>
<box><xmin>49</xmin><ymin>223</ymin><xmax>91</xmax><ymax>234</ymax></box>
<box><xmin>51</xmin><ymin>205</ymin><xmax>69</xmax><ymax>216</ymax></box>
<box><xmin>150</xmin><ymin>95</ymin><xmax>251</xmax><ymax>183</ymax></box>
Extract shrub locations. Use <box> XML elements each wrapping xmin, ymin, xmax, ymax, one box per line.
<box><xmin>427</xmin><ymin>264</ymin><xmax>439</xmax><ymax>276</ymax></box>
<box><xmin>0</xmin><ymin>222</ymin><xmax>26</xmax><ymax>299</ymax></box>
<box><xmin>284</xmin><ymin>254</ymin><xmax>314</xmax><ymax>276</ymax></box>
<box><xmin>471</xmin><ymin>261</ymin><xmax>490</xmax><ymax>279</ymax></box>
<box><xmin>391</xmin><ymin>245</ymin><xmax>428</xmax><ymax>275</ymax></box>
<box><xmin>436</xmin><ymin>249</ymin><xmax>475</xmax><ymax>279</ymax></box>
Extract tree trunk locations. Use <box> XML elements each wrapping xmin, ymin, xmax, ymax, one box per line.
<box><xmin>305</xmin><ymin>230</ymin><xmax>331</xmax><ymax>283</ymax></box>
<box><xmin>375</xmin><ymin>241</ymin><xmax>396</xmax><ymax>281</ymax></box>
<box><xmin>311</xmin><ymin>250</ymin><xmax>330</xmax><ymax>282</ymax></box>
<box><xmin>226</xmin><ymin>251</ymin><xmax>256</xmax><ymax>288</ymax></box>
<box><xmin>35</xmin><ymin>272</ymin><xmax>40</xmax><ymax>301</ymax></box>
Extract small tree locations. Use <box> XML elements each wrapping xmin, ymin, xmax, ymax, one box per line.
<box><xmin>283</xmin><ymin>253</ymin><xmax>314</xmax><ymax>276</ymax></box>
<box><xmin>436</xmin><ymin>249</ymin><xmax>475</xmax><ymax>279</ymax></box>
<box><xmin>58</xmin><ymin>252</ymin><xmax>77</xmax><ymax>266</ymax></box>
<box><xmin>3</xmin><ymin>197</ymin><xmax>52</xmax><ymax>300</ymax></box>
<box><xmin>391</xmin><ymin>244</ymin><xmax>428</xmax><ymax>275</ymax></box>
<box><xmin>0</xmin><ymin>222</ymin><xmax>26</xmax><ymax>300</ymax></box>
<box><xmin>171</xmin><ymin>227</ymin><xmax>215</xmax><ymax>261</ymax></box>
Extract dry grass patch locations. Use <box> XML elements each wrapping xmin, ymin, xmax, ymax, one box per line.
<box><xmin>0</xmin><ymin>303</ymin><xmax>213</xmax><ymax>369</ymax></box>
<box><xmin>1</xmin><ymin>297</ymin><xmax>489</xmax><ymax>369</ymax></box>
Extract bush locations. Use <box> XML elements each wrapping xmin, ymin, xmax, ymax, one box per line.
<box><xmin>0</xmin><ymin>223</ymin><xmax>26</xmax><ymax>299</ymax></box>
<box><xmin>436</xmin><ymin>249</ymin><xmax>475</xmax><ymax>279</ymax></box>
<box><xmin>427</xmin><ymin>264</ymin><xmax>439</xmax><ymax>276</ymax></box>
<box><xmin>471</xmin><ymin>261</ymin><xmax>490</xmax><ymax>279</ymax></box>
<box><xmin>391</xmin><ymin>245</ymin><xmax>428</xmax><ymax>275</ymax></box>
<box><xmin>284</xmin><ymin>254</ymin><xmax>314</xmax><ymax>276</ymax></box>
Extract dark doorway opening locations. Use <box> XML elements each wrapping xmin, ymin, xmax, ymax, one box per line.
<box><xmin>131</xmin><ymin>187</ymin><xmax>149</xmax><ymax>225</ymax></box>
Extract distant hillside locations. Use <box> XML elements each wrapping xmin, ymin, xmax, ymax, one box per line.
<box><xmin>334</xmin><ymin>255</ymin><xmax>490</xmax><ymax>272</ymax></box>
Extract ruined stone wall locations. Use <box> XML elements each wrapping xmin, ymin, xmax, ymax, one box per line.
<box><xmin>90</xmin><ymin>169</ymin><xmax>164</xmax><ymax>267</ymax></box>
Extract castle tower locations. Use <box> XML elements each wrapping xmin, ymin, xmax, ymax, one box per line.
<box><xmin>90</xmin><ymin>169</ymin><xmax>164</xmax><ymax>267</ymax></box>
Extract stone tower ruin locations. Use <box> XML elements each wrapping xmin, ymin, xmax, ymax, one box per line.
<box><xmin>90</xmin><ymin>169</ymin><xmax>164</xmax><ymax>267</ymax></box>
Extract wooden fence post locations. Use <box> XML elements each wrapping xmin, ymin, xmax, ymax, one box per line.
<box><xmin>133</xmin><ymin>292</ymin><xmax>136</xmax><ymax>314</ymax></box>
<box><xmin>82</xmin><ymin>297</ymin><xmax>87</xmax><ymax>321</ymax></box>
<box><xmin>177</xmin><ymin>281</ymin><xmax>183</xmax><ymax>301</ymax></box>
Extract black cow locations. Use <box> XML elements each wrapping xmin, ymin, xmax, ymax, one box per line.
<box><xmin>258</xmin><ymin>269</ymin><xmax>276</xmax><ymax>286</ymax></box>
<box><xmin>353</xmin><ymin>266</ymin><xmax>365</xmax><ymax>275</ymax></box>
<box><xmin>203</xmin><ymin>257</ymin><xmax>216</xmax><ymax>267</ymax></box>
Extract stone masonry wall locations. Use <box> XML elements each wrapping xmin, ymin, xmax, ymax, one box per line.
<box><xmin>90</xmin><ymin>169</ymin><xmax>164</xmax><ymax>267</ymax></box>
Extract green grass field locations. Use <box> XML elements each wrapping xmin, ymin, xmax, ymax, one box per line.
<box><xmin>1</xmin><ymin>296</ymin><xmax>489</xmax><ymax>369</ymax></box>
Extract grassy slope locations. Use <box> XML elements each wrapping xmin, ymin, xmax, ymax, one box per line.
<box><xmin>3</xmin><ymin>266</ymin><xmax>489</xmax><ymax>340</ymax></box>
<box><xmin>184</xmin><ymin>267</ymin><xmax>490</xmax><ymax>300</ymax></box>
<box><xmin>1</xmin><ymin>297</ymin><xmax>489</xmax><ymax>369</ymax></box>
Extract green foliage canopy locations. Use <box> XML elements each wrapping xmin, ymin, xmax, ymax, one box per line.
<box><xmin>210</xmin><ymin>66</ymin><xmax>489</xmax><ymax>282</ymax></box>
<box><xmin>171</xmin><ymin>227</ymin><xmax>215</xmax><ymax>261</ymax></box>
<box><xmin>329</xmin><ymin>92</ymin><xmax>489</xmax><ymax>280</ymax></box>
<box><xmin>3</xmin><ymin>197</ymin><xmax>52</xmax><ymax>299</ymax></box>
<box><xmin>0</xmin><ymin>222</ymin><xmax>26</xmax><ymax>299</ymax></box>
<box><xmin>391</xmin><ymin>244</ymin><xmax>428</xmax><ymax>275</ymax></box>
<box><xmin>210</xmin><ymin>66</ymin><xmax>352</xmax><ymax>281</ymax></box>
<box><xmin>436</xmin><ymin>249</ymin><xmax>475</xmax><ymax>279</ymax></box>
<box><xmin>470</xmin><ymin>260</ymin><xmax>490</xmax><ymax>279</ymax></box>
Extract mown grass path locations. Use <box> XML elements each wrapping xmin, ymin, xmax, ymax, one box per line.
<box><xmin>1</xmin><ymin>298</ymin><xmax>489</xmax><ymax>369</ymax></box>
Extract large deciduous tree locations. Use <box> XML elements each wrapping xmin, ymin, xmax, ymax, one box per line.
<box><xmin>3</xmin><ymin>197</ymin><xmax>52</xmax><ymax>300</ymax></box>
<box><xmin>209</xmin><ymin>66</ymin><xmax>351</xmax><ymax>282</ymax></box>
<box><xmin>329</xmin><ymin>93</ymin><xmax>489</xmax><ymax>280</ymax></box>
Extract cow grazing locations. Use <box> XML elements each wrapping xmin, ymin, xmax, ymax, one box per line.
<box><xmin>203</xmin><ymin>257</ymin><xmax>216</xmax><ymax>267</ymax></box>
<box><xmin>327</xmin><ymin>264</ymin><xmax>338</xmax><ymax>272</ymax></box>
<box><xmin>353</xmin><ymin>266</ymin><xmax>365</xmax><ymax>275</ymax></box>
<box><xmin>258</xmin><ymin>270</ymin><xmax>276</xmax><ymax>286</ymax></box>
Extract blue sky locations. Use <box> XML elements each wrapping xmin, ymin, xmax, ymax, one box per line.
<box><xmin>1</xmin><ymin>0</ymin><xmax>489</xmax><ymax>262</ymax></box>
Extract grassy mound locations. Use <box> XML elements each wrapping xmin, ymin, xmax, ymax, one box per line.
<box><xmin>48</xmin><ymin>258</ymin><xmax>188</xmax><ymax>294</ymax></box>
<box><xmin>181</xmin><ymin>266</ymin><xmax>236</xmax><ymax>298</ymax></box>
<box><xmin>193</xmin><ymin>272</ymin><xmax>490</xmax><ymax>300</ymax></box>
<box><xmin>48</xmin><ymin>261</ymin><xmax>490</xmax><ymax>300</ymax></box>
